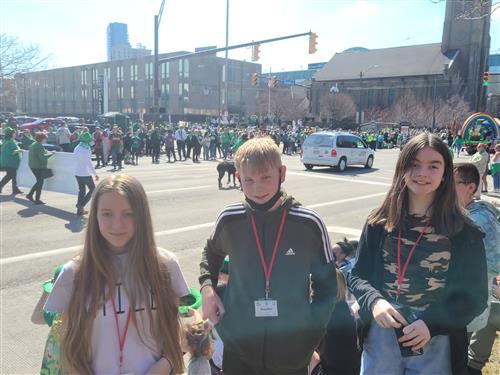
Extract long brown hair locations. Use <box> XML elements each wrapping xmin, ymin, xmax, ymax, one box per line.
<box><xmin>61</xmin><ymin>174</ymin><xmax>184</xmax><ymax>374</ymax></box>
<box><xmin>368</xmin><ymin>133</ymin><xmax>464</xmax><ymax>236</ymax></box>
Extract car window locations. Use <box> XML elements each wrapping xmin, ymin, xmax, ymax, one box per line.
<box><xmin>345</xmin><ymin>136</ymin><xmax>359</xmax><ymax>148</ymax></box>
<box><xmin>304</xmin><ymin>134</ymin><xmax>332</xmax><ymax>147</ymax></box>
<box><xmin>337</xmin><ymin>135</ymin><xmax>355</xmax><ymax>148</ymax></box>
<box><xmin>355</xmin><ymin>137</ymin><xmax>367</xmax><ymax>148</ymax></box>
<box><xmin>319</xmin><ymin>135</ymin><xmax>334</xmax><ymax>147</ymax></box>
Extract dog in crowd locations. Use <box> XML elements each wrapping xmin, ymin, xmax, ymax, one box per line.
<box><xmin>217</xmin><ymin>160</ymin><xmax>237</xmax><ymax>189</ymax></box>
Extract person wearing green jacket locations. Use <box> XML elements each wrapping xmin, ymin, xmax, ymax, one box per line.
<box><xmin>21</xmin><ymin>129</ymin><xmax>35</xmax><ymax>150</ymax></box>
<box><xmin>0</xmin><ymin>127</ymin><xmax>23</xmax><ymax>194</ymax></box>
<box><xmin>27</xmin><ymin>132</ymin><xmax>54</xmax><ymax>204</ymax></box>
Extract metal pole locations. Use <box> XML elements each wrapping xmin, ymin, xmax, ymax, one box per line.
<box><xmin>359</xmin><ymin>71</ymin><xmax>363</xmax><ymax>125</ymax></box>
<box><xmin>432</xmin><ymin>76</ymin><xmax>437</xmax><ymax>132</ymax></box>
<box><xmin>224</xmin><ymin>0</ymin><xmax>229</xmax><ymax>118</ymax></box>
<box><xmin>267</xmin><ymin>70</ymin><xmax>271</xmax><ymax>119</ymax></box>
<box><xmin>239</xmin><ymin>59</ymin><xmax>243</xmax><ymax>123</ymax></box>
<box><xmin>153</xmin><ymin>15</ymin><xmax>159</xmax><ymax>125</ymax></box>
<box><xmin>91</xmin><ymin>70</ymin><xmax>95</xmax><ymax>119</ymax></box>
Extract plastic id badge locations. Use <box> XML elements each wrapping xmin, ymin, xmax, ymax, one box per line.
<box><xmin>255</xmin><ymin>299</ymin><xmax>278</xmax><ymax>317</ymax></box>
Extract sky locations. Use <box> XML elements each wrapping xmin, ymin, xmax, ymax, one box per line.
<box><xmin>1</xmin><ymin>0</ymin><xmax>499</xmax><ymax>73</ymax></box>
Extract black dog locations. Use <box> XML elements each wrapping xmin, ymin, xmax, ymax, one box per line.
<box><xmin>217</xmin><ymin>161</ymin><xmax>237</xmax><ymax>189</ymax></box>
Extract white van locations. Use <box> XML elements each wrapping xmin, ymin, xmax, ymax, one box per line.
<box><xmin>300</xmin><ymin>132</ymin><xmax>375</xmax><ymax>171</ymax></box>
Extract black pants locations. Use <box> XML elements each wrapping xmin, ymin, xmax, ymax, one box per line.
<box><xmin>95</xmin><ymin>147</ymin><xmax>104</xmax><ymax>166</ymax></box>
<box><xmin>75</xmin><ymin>176</ymin><xmax>95</xmax><ymax>209</ymax></box>
<box><xmin>28</xmin><ymin>168</ymin><xmax>44</xmax><ymax>201</ymax></box>
<box><xmin>176</xmin><ymin>140</ymin><xmax>186</xmax><ymax>159</ymax></box>
<box><xmin>60</xmin><ymin>143</ymin><xmax>72</xmax><ymax>153</ymax></box>
<box><xmin>151</xmin><ymin>145</ymin><xmax>160</xmax><ymax>162</ymax></box>
<box><xmin>0</xmin><ymin>167</ymin><xmax>18</xmax><ymax>192</ymax></box>
<box><xmin>192</xmin><ymin>145</ymin><xmax>201</xmax><ymax>162</ymax></box>
<box><xmin>223</xmin><ymin>348</ymin><xmax>308</xmax><ymax>375</ymax></box>
<box><xmin>165</xmin><ymin>147</ymin><xmax>176</xmax><ymax>161</ymax></box>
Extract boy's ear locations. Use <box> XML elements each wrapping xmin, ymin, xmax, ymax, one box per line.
<box><xmin>280</xmin><ymin>165</ymin><xmax>287</xmax><ymax>183</ymax></box>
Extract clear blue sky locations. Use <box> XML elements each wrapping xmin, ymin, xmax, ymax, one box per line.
<box><xmin>1</xmin><ymin>0</ymin><xmax>499</xmax><ymax>72</ymax></box>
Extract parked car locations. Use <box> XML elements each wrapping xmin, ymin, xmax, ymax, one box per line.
<box><xmin>13</xmin><ymin>116</ymin><xmax>39</xmax><ymax>125</ymax></box>
<box><xmin>19</xmin><ymin>118</ymin><xmax>65</xmax><ymax>133</ymax></box>
<box><xmin>300</xmin><ymin>131</ymin><xmax>375</xmax><ymax>172</ymax></box>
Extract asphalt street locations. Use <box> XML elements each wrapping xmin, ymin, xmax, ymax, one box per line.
<box><xmin>0</xmin><ymin>149</ymin><xmax>498</xmax><ymax>374</ymax></box>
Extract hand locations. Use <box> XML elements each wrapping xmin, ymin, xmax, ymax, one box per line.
<box><xmin>308</xmin><ymin>351</ymin><xmax>321</xmax><ymax>375</ymax></box>
<box><xmin>372</xmin><ymin>298</ymin><xmax>408</xmax><ymax>328</ymax></box>
<box><xmin>399</xmin><ymin>319</ymin><xmax>431</xmax><ymax>352</ymax></box>
<box><xmin>492</xmin><ymin>284</ymin><xmax>500</xmax><ymax>300</ymax></box>
<box><xmin>201</xmin><ymin>285</ymin><xmax>225</xmax><ymax>325</ymax></box>
<box><xmin>95</xmin><ymin>175</ymin><xmax>99</xmax><ymax>181</ymax></box>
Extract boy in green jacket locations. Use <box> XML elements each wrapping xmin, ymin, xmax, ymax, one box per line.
<box><xmin>200</xmin><ymin>137</ymin><xmax>337</xmax><ymax>375</ymax></box>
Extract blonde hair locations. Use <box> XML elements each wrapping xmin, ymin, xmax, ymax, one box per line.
<box><xmin>61</xmin><ymin>174</ymin><xmax>184</xmax><ymax>374</ymax></box>
<box><xmin>234</xmin><ymin>137</ymin><xmax>282</xmax><ymax>174</ymax></box>
<box><xmin>183</xmin><ymin>320</ymin><xmax>213</xmax><ymax>358</ymax></box>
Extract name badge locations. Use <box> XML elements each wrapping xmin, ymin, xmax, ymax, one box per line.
<box><xmin>255</xmin><ymin>299</ymin><xmax>278</xmax><ymax>317</ymax></box>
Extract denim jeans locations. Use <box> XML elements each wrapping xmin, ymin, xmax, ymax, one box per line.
<box><xmin>361</xmin><ymin>315</ymin><xmax>451</xmax><ymax>374</ymax></box>
<box><xmin>75</xmin><ymin>176</ymin><xmax>95</xmax><ymax>209</ymax></box>
<box><xmin>493</xmin><ymin>173</ymin><xmax>500</xmax><ymax>191</ymax></box>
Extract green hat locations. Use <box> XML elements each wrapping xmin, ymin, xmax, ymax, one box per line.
<box><xmin>79</xmin><ymin>132</ymin><xmax>92</xmax><ymax>143</ymax></box>
<box><xmin>179</xmin><ymin>288</ymin><xmax>202</xmax><ymax>316</ymax></box>
<box><xmin>42</xmin><ymin>264</ymin><xmax>64</xmax><ymax>293</ymax></box>
<box><xmin>3</xmin><ymin>127</ymin><xmax>14</xmax><ymax>136</ymax></box>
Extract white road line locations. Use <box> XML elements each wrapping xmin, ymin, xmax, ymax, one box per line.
<box><xmin>147</xmin><ymin>185</ymin><xmax>212</xmax><ymax>194</ymax></box>
<box><xmin>0</xmin><ymin>193</ymin><xmax>377</xmax><ymax>265</ymax></box>
<box><xmin>287</xmin><ymin>171</ymin><xmax>391</xmax><ymax>187</ymax></box>
<box><xmin>308</xmin><ymin>192</ymin><xmax>386</xmax><ymax>208</ymax></box>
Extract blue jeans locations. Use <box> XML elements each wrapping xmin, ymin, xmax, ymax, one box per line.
<box><xmin>75</xmin><ymin>176</ymin><xmax>95</xmax><ymax>209</ymax></box>
<box><xmin>361</xmin><ymin>318</ymin><xmax>451</xmax><ymax>374</ymax></box>
<box><xmin>203</xmin><ymin>146</ymin><xmax>210</xmax><ymax>160</ymax></box>
<box><xmin>493</xmin><ymin>173</ymin><xmax>500</xmax><ymax>191</ymax></box>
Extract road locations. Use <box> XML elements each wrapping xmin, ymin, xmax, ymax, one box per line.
<box><xmin>0</xmin><ymin>149</ymin><xmax>497</xmax><ymax>374</ymax></box>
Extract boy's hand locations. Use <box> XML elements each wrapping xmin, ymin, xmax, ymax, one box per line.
<box><xmin>201</xmin><ymin>285</ymin><xmax>225</xmax><ymax>325</ymax></box>
<box><xmin>372</xmin><ymin>298</ymin><xmax>408</xmax><ymax>328</ymax></box>
<box><xmin>399</xmin><ymin>319</ymin><xmax>431</xmax><ymax>351</ymax></box>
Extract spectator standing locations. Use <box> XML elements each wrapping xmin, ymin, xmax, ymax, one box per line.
<box><xmin>490</xmin><ymin>144</ymin><xmax>500</xmax><ymax>193</ymax></box>
<box><xmin>164</xmin><ymin>130</ymin><xmax>177</xmax><ymax>163</ymax></box>
<box><xmin>56</xmin><ymin>123</ymin><xmax>72</xmax><ymax>152</ymax></box>
<box><xmin>471</xmin><ymin>143</ymin><xmax>490</xmax><ymax>197</ymax></box>
<box><xmin>27</xmin><ymin>132</ymin><xmax>55</xmax><ymax>205</ymax></box>
<box><xmin>93</xmin><ymin>127</ymin><xmax>104</xmax><ymax>168</ymax></box>
<box><xmin>73</xmin><ymin>132</ymin><xmax>99</xmax><ymax>215</ymax></box>
<box><xmin>0</xmin><ymin>127</ymin><xmax>23</xmax><ymax>194</ymax></box>
<box><xmin>175</xmin><ymin>126</ymin><xmax>187</xmax><ymax>160</ymax></box>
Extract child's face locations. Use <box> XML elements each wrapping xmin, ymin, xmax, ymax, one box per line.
<box><xmin>404</xmin><ymin>147</ymin><xmax>445</xmax><ymax>200</ymax></box>
<box><xmin>237</xmin><ymin>164</ymin><xmax>286</xmax><ymax>204</ymax></box>
<box><xmin>97</xmin><ymin>192</ymin><xmax>135</xmax><ymax>253</ymax></box>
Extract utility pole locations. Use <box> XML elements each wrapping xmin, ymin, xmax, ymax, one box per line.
<box><xmin>153</xmin><ymin>0</ymin><xmax>166</xmax><ymax>126</ymax></box>
<box><xmin>267</xmin><ymin>69</ymin><xmax>272</xmax><ymax>119</ymax></box>
<box><xmin>224</xmin><ymin>0</ymin><xmax>229</xmax><ymax>123</ymax></box>
<box><xmin>431</xmin><ymin>76</ymin><xmax>437</xmax><ymax>132</ymax></box>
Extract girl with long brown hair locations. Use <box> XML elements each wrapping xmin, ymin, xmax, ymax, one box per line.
<box><xmin>349</xmin><ymin>133</ymin><xmax>488</xmax><ymax>375</ymax></box>
<box><xmin>44</xmin><ymin>174</ymin><xmax>188</xmax><ymax>374</ymax></box>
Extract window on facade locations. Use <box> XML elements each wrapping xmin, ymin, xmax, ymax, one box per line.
<box><xmin>117</xmin><ymin>87</ymin><xmax>123</xmax><ymax>99</ymax></box>
<box><xmin>161</xmin><ymin>82</ymin><xmax>169</xmax><ymax>95</ymax></box>
<box><xmin>81</xmin><ymin>70</ymin><xmax>87</xmax><ymax>85</ymax></box>
<box><xmin>130</xmin><ymin>86</ymin><xmax>135</xmax><ymax>99</ymax></box>
<box><xmin>161</xmin><ymin>62</ymin><xmax>169</xmax><ymax>80</ymax></box>
<box><xmin>146</xmin><ymin>62</ymin><xmax>153</xmax><ymax>80</ymax></box>
<box><xmin>105</xmin><ymin>67</ymin><xmax>110</xmax><ymax>79</ymax></box>
<box><xmin>117</xmin><ymin>66</ymin><xmax>123</xmax><ymax>82</ymax></box>
<box><xmin>131</xmin><ymin>64</ymin><xmax>138</xmax><ymax>81</ymax></box>
<box><xmin>178</xmin><ymin>59</ymin><xmax>189</xmax><ymax>78</ymax></box>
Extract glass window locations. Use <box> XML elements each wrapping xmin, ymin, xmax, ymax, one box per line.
<box><xmin>162</xmin><ymin>62</ymin><xmax>169</xmax><ymax>79</ymax></box>
<box><xmin>130</xmin><ymin>86</ymin><xmax>135</xmax><ymax>99</ymax></box>
<box><xmin>130</xmin><ymin>64</ymin><xmax>138</xmax><ymax>80</ymax></box>
<box><xmin>146</xmin><ymin>62</ymin><xmax>153</xmax><ymax>80</ymax></box>
<box><xmin>161</xmin><ymin>82</ymin><xmax>169</xmax><ymax>95</ymax></box>
<box><xmin>117</xmin><ymin>66</ymin><xmax>123</xmax><ymax>82</ymax></box>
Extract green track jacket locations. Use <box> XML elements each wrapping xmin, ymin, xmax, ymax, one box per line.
<box><xmin>199</xmin><ymin>194</ymin><xmax>338</xmax><ymax>372</ymax></box>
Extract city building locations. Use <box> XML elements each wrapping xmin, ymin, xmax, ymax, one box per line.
<box><xmin>107</xmin><ymin>23</ymin><xmax>129</xmax><ymax>61</ymax></box>
<box><xmin>310</xmin><ymin>0</ymin><xmax>492</xmax><ymax>123</ymax></box>
<box><xmin>111</xmin><ymin>43</ymin><xmax>151</xmax><ymax>61</ymax></box>
<box><xmin>15</xmin><ymin>51</ymin><xmax>261</xmax><ymax>122</ymax></box>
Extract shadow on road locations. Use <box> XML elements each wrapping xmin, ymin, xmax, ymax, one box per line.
<box><xmin>0</xmin><ymin>195</ymin><xmax>87</xmax><ymax>233</ymax></box>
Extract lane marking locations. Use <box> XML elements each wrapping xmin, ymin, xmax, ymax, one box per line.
<box><xmin>327</xmin><ymin>226</ymin><xmax>362</xmax><ymax>238</ymax></box>
<box><xmin>1</xmin><ymin>193</ymin><xmax>379</xmax><ymax>265</ymax></box>
<box><xmin>287</xmin><ymin>171</ymin><xmax>391</xmax><ymax>187</ymax></box>
<box><xmin>147</xmin><ymin>185</ymin><xmax>212</xmax><ymax>194</ymax></box>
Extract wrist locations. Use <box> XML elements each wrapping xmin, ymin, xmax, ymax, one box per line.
<box><xmin>200</xmin><ymin>284</ymin><xmax>214</xmax><ymax>294</ymax></box>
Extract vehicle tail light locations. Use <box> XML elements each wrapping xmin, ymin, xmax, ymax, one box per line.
<box><xmin>331</xmin><ymin>149</ymin><xmax>337</xmax><ymax>157</ymax></box>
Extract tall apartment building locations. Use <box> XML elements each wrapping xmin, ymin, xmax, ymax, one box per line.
<box><xmin>107</xmin><ymin>23</ymin><xmax>129</xmax><ymax>61</ymax></box>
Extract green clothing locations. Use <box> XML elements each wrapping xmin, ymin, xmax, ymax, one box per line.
<box><xmin>491</xmin><ymin>161</ymin><xmax>500</xmax><ymax>176</ymax></box>
<box><xmin>110</xmin><ymin>133</ymin><xmax>123</xmax><ymax>152</ymax></box>
<box><xmin>0</xmin><ymin>139</ymin><xmax>22</xmax><ymax>169</ymax></box>
<box><xmin>28</xmin><ymin>142</ymin><xmax>53</xmax><ymax>169</ymax></box>
<box><xmin>131</xmin><ymin>136</ymin><xmax>141</xmax><ymax>150</ymax></box>
<box><xmin>22</xmin><ymin>135</ymin><xmax>35</xmax><ymax>150</ymax></box>
<box><xmin>221</xmin><ymin>132</ymin><xmax>232</xmax><ymax>145</ymax></box>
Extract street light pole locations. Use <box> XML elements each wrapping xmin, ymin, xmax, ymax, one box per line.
<box><xmin>358</xmin><ymin>65</ymin><xmax>378</xmax><ymax>126</ymax></box>
<box><xmin>431</xmin><ymin>76</ymin><xmax>437</xmax><ymax>132</ymax></box>
<box><xmin>153</xmin><ymin>0</ymin><xmax>166</xmax><ymax>126</ymax></box>
<box><xmin>223</xmin><ymin>0</ymin><xmax>229</xmax><ymax>123</ymax></box>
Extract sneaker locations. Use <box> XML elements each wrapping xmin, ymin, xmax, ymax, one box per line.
<box><xmin>76</xmin><ymin>208</ymin><xmax>88</xmax><ymax>215</ymax></box>
<box><xmin>34</xmin><ymin>200</ymin><xmax>45</xmax><ymax>205</ymax></box>
<box><xmin>26</xmin><ymin>194</ymin><xmax>35</xmax><ymax>203</ymax></box>
<box><xmin>12</xmin><ymin>188</ymin><xmax>23</xmax><ymax>195</ymax></box>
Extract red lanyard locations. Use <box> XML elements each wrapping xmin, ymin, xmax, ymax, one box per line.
<box><xmin>111</xmin><ymin>298</ymin><xmax>132</xmax><ymax>370</ymax></box>
<box><xmin>250</xmin><ymin>210</ymin><xmax>287</xmax><ymax>299</ymax></box>
<box><xmin>396</xmin><ymin>219</ymin><xmax>430</xmax><ymax>297</ymax></box>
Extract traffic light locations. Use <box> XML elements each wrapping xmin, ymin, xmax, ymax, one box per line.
<box><xmin>270</xmin><ymin>76</ymin><xmax>278</xmax><ymax>88</ymax></box>
<box><xmin>309</xmin><ymin>32</ymin><xmax>318</xmax><ymax>54</ymax></box>
<box><xmin>483</xmin><ymin>72</ymin><xmax>490</xmax><ymax>86</ymax></box>
<box><xmin>252</xmin><ymin>44</ymin><xmax>261</xmax><ymax>61</ymax></box>
<box><xmin>251</xmin><ymin>73</ymin><xmax>259</xmax><ymax>86</ymax></box>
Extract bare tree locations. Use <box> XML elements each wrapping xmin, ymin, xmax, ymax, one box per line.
<box><xmin>319</xmin><ymin>92</ymin><xmax>356</xmax><ymax>125</ymax></box>
<box><xmin>0</xmin><ymin>34</ymin><xmax>51</xmax><ymax>79</ymax></box>
<box><xmin>435</xmin><ymin>94</ymin><xmax>471</xmax><ymax>129</ymax></box>
<box><xmin>429</xmin><ymin>0</ymin><xmax>498</xmax><ymax>20</ymax></box>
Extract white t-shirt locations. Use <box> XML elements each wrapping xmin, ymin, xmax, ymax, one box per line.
<box><xmin>44</xmin><ymin>248</ymin><xmax>189</xmax><ymax>375</ymax></box>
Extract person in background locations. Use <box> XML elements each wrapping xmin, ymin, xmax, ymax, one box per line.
<box><xmin>130</xmin><ymin>131</ymin><xmax>142</xmax><ymax>166</ymax></box>
<box><xmin>109</xmin><ymin>125</ymin><xmax>123</xmax><ymax>171</ymax></box>
<box><xmin>27</xmin><ymin>132</ymin><xmax>55</xmax><ymax>205</ymax></box>
<box><xmin>21</xmin><ymin>128</ymin><xmax>35</xmax><ymax>150</ymax></box>
<box><xmin>55</xmin><ymin>123</ymin><xmax>72</xmax><ymax>152</ymax></box>
<box><xmin>0</xmin><ymin>127</ymin><xmax>23</xmax><ymax>195</ymax></box>
<box><xmin>175</xmin><ymin>125</ymin><xmax>187</xmax><ymax>161</ymax></box>
<box><xmin>164</xmin><ymin>129</ymin><xmax>177</xmax><ymax>163</ymax></box>
<box><xmin>102</xmin><ymin>128</ymin><xmax>110</xmax><ymax>167</ymax></box>
<box><xmin>471</xmin><ymin>143</ymin><xmax>490</xmax><ymax>197</ymax></box>
<box><xmin>93</xmin><ymin>127</ymin><xmax>104</xmax><ymax>168</ymax></box>
<box><xmin>73</xmin><ymin>132</ymin><xmax>99</xmax><ymax>216</ymax></box>
<box><xmin>490</xmin><ymin>143</ymin><xmax>500</xmax><ymax>193</ymax></box>
<box><xmin>453</xmin><ymin>163</ymin><xmax>500</xmax><ymax>375</ymax></box>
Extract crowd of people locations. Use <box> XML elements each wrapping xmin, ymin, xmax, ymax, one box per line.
<box><xmin>2</xmin><ymin>131</ymin><xmax>493</xmax><ymax>375</ymax></box>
